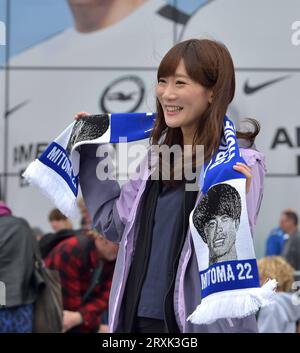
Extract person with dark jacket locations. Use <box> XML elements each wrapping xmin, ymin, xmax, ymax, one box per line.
<box><xmin>0</xmin><ymin>201</ymin><xmax>36</xmax><ymax>332</ymax></box>
<box><xmin>281</xmin><ymin>210</ymin><xmax>300</xmax><ymax>274</ymax></box>
<box><xmin>40</xmin><ymin>208</ymin><xmax>115</xmax><ymax>333</ymax></box>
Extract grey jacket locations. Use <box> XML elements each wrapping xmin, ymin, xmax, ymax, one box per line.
<box><xmin>0</xmin><ymin>214</ymin><xmax>36</xmax><ymax>307</ymax></box>
<box><xmin>282</xmin><ymin>230</ymin><xmax>300</xmax><ymax>272</ymax></box>
<box><xmin>258</xmin><ymin>292</ymin><xmax>300</xmax><ymax>333</ymax></box>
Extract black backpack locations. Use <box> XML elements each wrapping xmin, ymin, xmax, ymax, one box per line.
<box><xmin>34</xmin><ymin>230</ymin><xmax>104</xmax><ymax>333</ymax></box>
<box><xmin>32</xmin><ymin>236</ymin><xmax>63</xmax><ymax>333</ymax></box>
<box><xmin>38</xmin><ymin>229</ymin><xmax>104</xmax><ymax>311</ymax></box>
<box><xmin>75</xmin><ymin>232</ymin><xmax>104</xmax><ymax>304</ymax></box>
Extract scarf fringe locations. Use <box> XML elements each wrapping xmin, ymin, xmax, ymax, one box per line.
<box><xmin>23</xmin><ymin>159</ymin><xmax>80</xmax><ymax>220</ymax></box>
<box><xmin>187</xmin><ymin>279</ymin><xmax>277</xmax><ymax>325</ymax></box>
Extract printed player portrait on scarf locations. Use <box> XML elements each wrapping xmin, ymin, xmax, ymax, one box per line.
<box><xmin>194</xmin><ymin>183</ymin><xmax>241</xmax><ymax>266</ymax></box>
<box><xmin>188</xmin><ymin>117</ymin><xmax>276</xmax><ymax>325</ymax></box>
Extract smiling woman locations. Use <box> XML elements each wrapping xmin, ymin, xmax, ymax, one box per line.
<box><xmin>152</xmin><ymin>39</ymin><xmax>259</xmax><ymax>186</ymax></box>
<box><xmin>156</xmin><ymin>59</ymin><xmax>213</xmax><ymax>143</ymax></box>
<box><xmin>73</xmin><ymin>38</ymin><xmax>266</xmax><ymax>333</ymax></box>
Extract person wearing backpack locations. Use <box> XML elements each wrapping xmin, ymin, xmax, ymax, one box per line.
<box><xmin>40</xmin><ymin>208</ymin><xmax>116</xmax><ymax>333</ymax></box>
<box><xmin>0</xmin><ymin>201</ymin><xmax>37</xmax><ymax>333</ymax></box>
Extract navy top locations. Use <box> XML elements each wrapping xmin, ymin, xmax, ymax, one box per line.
<box><xmin>137</xmin><ymin>183</ymin><xmax>185</xmax><ymax>320</ymax></box>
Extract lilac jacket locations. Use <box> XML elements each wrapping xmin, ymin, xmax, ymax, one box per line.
<box><xmin>79</xmin><ymin>144</ymin><xmax>266</xmax><ymax>333</ymax></box>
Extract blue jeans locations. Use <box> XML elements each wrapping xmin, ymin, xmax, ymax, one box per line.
<box><xmin>0</xmin><ymin>304</ymin><xmax>33</xmax><ymax>333</ymax></box>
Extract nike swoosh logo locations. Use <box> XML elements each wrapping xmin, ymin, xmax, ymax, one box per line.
<box><xmin>5</xmin><ymin>100</ymin><xmax>30</xmax><ymax>117</ymax></box>
<box><xmin>243</xmin><ymin>76</ymin><xmax>289</xmax><ymax>95</ymax></box>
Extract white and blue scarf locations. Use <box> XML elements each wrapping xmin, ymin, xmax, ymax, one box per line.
<box><xmin>23</xmin><ymin>113</ymin><xmax>155</xmax><ymax>219</ymax></box>
<box><xmin>24</xmin><ymin>113</ymin><xmax>276</xmax><ymax>325</ymax></box>
<box><xmin>187</xmin><ymin>116</ymin><xmax>276</xmax><ymax>325</ymax></box>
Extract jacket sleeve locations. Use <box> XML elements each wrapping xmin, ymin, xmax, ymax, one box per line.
<box><xmin>240</xmin><ymin>148</ymin><xmax>266</xmax><ymax>237</ymax></box>
<box><xmin>79</xmin><ymin>144</ymin><xmax>143</xmax><ymax>243</ymax></box>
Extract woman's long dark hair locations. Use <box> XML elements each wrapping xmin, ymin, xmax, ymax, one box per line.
<box><xmin>151</xmin><ymin>39</ymin><xmax>259</xmax><ymax>185</ymax></box>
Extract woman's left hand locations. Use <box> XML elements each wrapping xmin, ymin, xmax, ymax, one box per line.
<box><xmin>233</xmin><ymin>162</ymin><xmax>252</xmax><ymax>194</ymax></box>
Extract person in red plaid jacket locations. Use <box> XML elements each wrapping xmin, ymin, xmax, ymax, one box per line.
<box><xmin>40</xmin><ymin>208</ymin><xmax>118</xmax><ymax>333</ymax></box>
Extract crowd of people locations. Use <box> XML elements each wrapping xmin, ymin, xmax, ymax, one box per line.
<box><xmin>0</xmin><ymin>199</ymin><xmax>118</xmax><ymax>333</ymax></box>
<box><xmin>257</xmin><ymin>209</ymin><xmax>300</xmax><ymax>333</ymax></box>
<box><xmin>265</xmin><ymin>209</ymin><xmax>300</xmax><ymax>272</ymax></box>
<box><xmin>1</xmin><ymin>200</ymin><xmax>299</xmax><ymax>333</ymax></box>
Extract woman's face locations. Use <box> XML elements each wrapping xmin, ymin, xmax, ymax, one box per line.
<box><xmin>156</xmin><ymin>59</ymin><xmax>212</xmax><ymax>136</ymax></box>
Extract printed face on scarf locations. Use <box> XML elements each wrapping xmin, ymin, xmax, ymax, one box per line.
<box><xmin>156</xmin><ymin>59</ymin><xmax>213</xmax><ymax>133</ymax></box>
<box><xmin>66</xmin><ymin>115</ymin><xmax>109</xmax><ymax>155</ymax></box>
<box><xmin>204</xmin><ymin>214</ymin><xmax>239</xmax><ymax>259</ymax></box>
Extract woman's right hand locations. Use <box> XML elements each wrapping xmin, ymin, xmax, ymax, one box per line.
<box><xmin>74</xmin><ymin>111</ymin><xmax>90</xmax><ymax>121</ymax></box>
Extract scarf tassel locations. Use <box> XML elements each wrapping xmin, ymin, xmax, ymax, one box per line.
<box><xmin>187</xmin><ymin>279</ymin><xmax>277</xmax><ymax>325</ymax></box>
<box><xmin>23</xmin><ymin>159</ymin><xmax>80</xmax><ymax>220</ymax></box>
